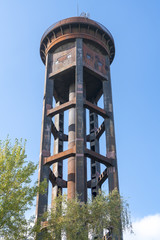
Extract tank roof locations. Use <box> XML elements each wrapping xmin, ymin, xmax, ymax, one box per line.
<box><xmin>40</xmin><ymin>17</ymin><xmax>115</xmax><ymax>64</ymax></box>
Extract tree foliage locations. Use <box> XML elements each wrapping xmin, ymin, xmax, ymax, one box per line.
<box><xmin>0</xmin><ymin>138</ymin><xmax>40</xmax><ymax>239</ymax></box>
<box><xmin>0</xmin><ymin>137</ymin><xmax>132</xmax><ymax>240</ymax></box>
<box><xmin>34</xmin><ymin>190</ymin><xmax>132</xmax><ymax>240</ymax></box>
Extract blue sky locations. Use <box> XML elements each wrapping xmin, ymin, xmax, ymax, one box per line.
<box><xmin>0</xmin><ymin>0</ymin><xmax>160</xmax><ymax>239</ymax></box>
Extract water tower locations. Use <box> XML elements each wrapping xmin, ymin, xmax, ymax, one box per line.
<box><xmin>36</xmin><ymin>17</ymin><xmax>121</xmax><ymax>239</ymax></box>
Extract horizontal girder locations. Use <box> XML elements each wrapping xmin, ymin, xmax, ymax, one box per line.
<box><xmin>47</xmin><ymin>98</ymin><xmax>109</xmax><ymax>119</ymax></box>
<box><xmin>44</xmin><ymin>147</ymin><xmax>114</xmax><ymax>167</ymax></box>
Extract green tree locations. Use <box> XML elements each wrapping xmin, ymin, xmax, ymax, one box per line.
<box><xmin>35</xmin><ymin>190</ymin><xmax>132</xmax><ymax>240</ymax></box>
<box><xmin>0</xmin><ymin>138</ymin><xmax>40</xmax><ymax>240</ymax></box>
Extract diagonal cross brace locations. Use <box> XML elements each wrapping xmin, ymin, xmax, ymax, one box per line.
<box><xmin>87</xmin><ymin>168</ymin><xmax>108</xmax><ymax>189</ymax></box>
<box><xmin>51</xmin><ymin>121</ymin><xmax>68</xmax><ymax>141</ymax></box>
<box><xmin>49</xmin><ymin>169</ymin><xmax>67</xmax><ymax>188</ymax></box>
<box><xmin>95</xmin><ymin>121</ymin><xmax>105</xmax><ymax>139</ymax></box>
<box><xmin>97</xmin><ymin>168</ymin><xmax>108</xmax><ymax>186</ymax></box>
<box><xmin>86</xmin><ymin>121</ymin><xmax>105</xmax><ymax>142</ymax></box>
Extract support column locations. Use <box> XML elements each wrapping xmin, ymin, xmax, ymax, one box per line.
<box><xmin>103</xmin><ymin>55</ymin><xmax>122</xmax><ymax>240</ymax></box>
<box><xmin>68</xmin><ymin>82</ymin><xmax>76</xmax><ymax>199</ymax></box>
<box><xmin>103</xmin><ymin>55</ymin><xmax>119</xmax><ymax>192</ymax></box>
<box><xmin>36</xmin><ymin>53</ymin><xmax>53</xmax><ymax>219</ymax></box>
<box><xmin>75</xmin><ymin>38</ymin><xmax>87</xmax><ymax>202</ymax></box>
<box><xmin>52</xmin><ymin>101</ymin><xmax>64</xmax><ymax>204</ymax></box>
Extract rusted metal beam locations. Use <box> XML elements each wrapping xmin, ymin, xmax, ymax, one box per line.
<box><xmin>86</xmin><ymin>134</ymin><xmax>90</xmax><ymax>142</ymax></box>
<box><xmin>84</xmin><ymin>99</ymin><xmax>109</xmax><ymax>119</ymax></box>
<box><xmin>95</xmin><ymin>88</ymin><xmax>103</xmax><ymax>103</ymax></box>
<box><xmin>87</xmin><ymin>178</ymin><xmax>97</xmax><ymax>189</ymax></box>
<box><xmin>56</xmin><ymin>177</ymin><xmax>67</xmax><ymax>188</ymax></box>
<box><xmin>36</xmin><ymin>53</ymin><xmax>53</xmax><ymax>220</ymax></box>
<box><xmin>49</xmin><ymin>168</ymin><xmax>56</xmax><ymax>186</ymax></box>
<box><xmin>51</xmin><ymin>121</ymin><xmax>59</xmax><ymax>139</ymax></box>
<box><xmin>98</xmin><ymin>168</ymin><xmax>108</xmax><ymax>186</ymax></box>
<box><xmin>47</xmin><ymin>98</ymin><xmax>76</xmax><ymax>117</ymax></box>
<box><xmin>44</xmin><ymin>146</ymin><xmax>76</xmax><ymax>165</ymax></box>
<box><xmin>85</xmin><ymin>148</ymin><xmax>114</xmax><ymax>167</ymax></box>
<box><xmin>51</xmin><ymin>120</ymin><xmax>68</xmax><ymax>141</ymax></box>
<box><xmin>87</xmin><ymin>180</ymin><xmax>91</xmax><ymax>188</ymax></box>
<box><xmin>49</xmin><ymin>169</ymin><xmax>67</xmax><ymax>188</ymax></box>
<box><xmin>87</xmin><ymin>168</ymin><xmax>108</xmax><ymax>189</ymax></box>
<box><xmin>102</xmin><ymin>52</ymin><xmax>122</xmax><ymax>240</ymax></box>
<box><xmin>103</xmin><ymin>55</ymin><xmax>120</xmax><ymax>193</ymax></box>
<box><xmin>62</xmin><ymin>134</ymin><xmax>68</xmax><ymax>141</ymax></box>
<box><xmin>95</xmin><ymin>121</ymin><xmax>105</xmax><ymax>140</ymax></box>
<box><xmin>75</xmin><ymin>38</ymin><xmax>87</xmax><ymax>202</ymax></box>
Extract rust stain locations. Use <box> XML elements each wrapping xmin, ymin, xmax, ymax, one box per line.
<box><xmin>46</xmin><ymin>104</ymin><xmax>51</xmax><ymax>110</ymax></box>
<box><xmin>83</xmin><ymin>43</ymin><xmax>107</xmax><ymax>77</ymax></box>
<box><xmin>57</xmin><ymin>51</ymin><xmax>71</xmax><ymax>62</ymax></box>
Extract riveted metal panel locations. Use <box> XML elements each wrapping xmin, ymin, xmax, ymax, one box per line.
<box><xmin>51</xmin><ymin>44</ymin><xmax>76</xmax><ymax>76</ymax></box>
<box><xmin>83</xmin><ymin>43</ymin><xmax>107</xmax><ymax>79</ymax></box>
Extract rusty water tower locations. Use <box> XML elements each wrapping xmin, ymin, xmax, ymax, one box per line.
<box><xmin>36</xmin><ymin>16</ymin><xmax>121</xmax><ymax>239</ymax></box>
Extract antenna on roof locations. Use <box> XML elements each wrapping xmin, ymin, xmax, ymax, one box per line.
<box><xmin>80</xmin><ymin>12</ymin><xmax>90</xmax><ymax>18</ymax></box>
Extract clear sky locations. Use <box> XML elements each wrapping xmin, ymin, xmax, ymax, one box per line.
<box><xmin>0</xmin><ymin>0</ymin><xmax>160</xmax><ymax>239</ymax></box>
